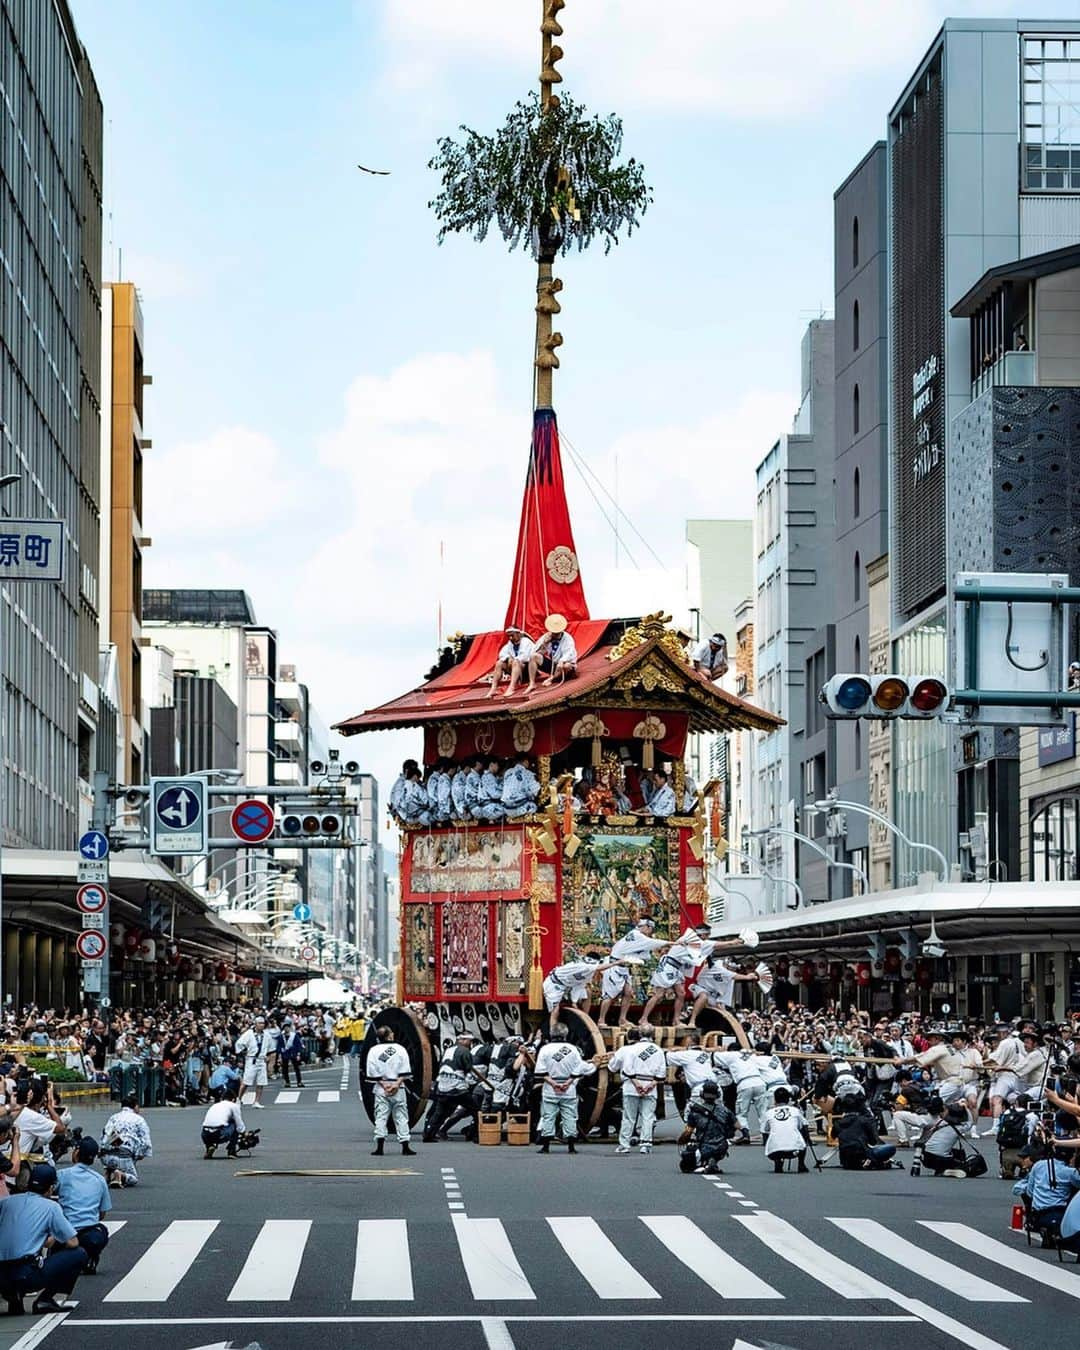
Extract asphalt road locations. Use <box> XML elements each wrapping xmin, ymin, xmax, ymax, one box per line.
<box><xmin>1</xmin><ymin>1059</ymin><xmax>1073</xmax><ymax>1350</ymax></box>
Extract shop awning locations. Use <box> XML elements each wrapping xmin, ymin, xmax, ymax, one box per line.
<box><xmin>710</xmin><ymin>879</ymin><xmax>1080</xmax><ymax>957</ymax></box>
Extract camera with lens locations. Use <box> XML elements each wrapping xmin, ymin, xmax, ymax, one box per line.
<box><xmin>236</xmin><ymin>1128</ymin><xmax>261</xmax><ymax>1153</ymax></box>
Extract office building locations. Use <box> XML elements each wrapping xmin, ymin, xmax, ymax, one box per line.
<box><xmin>1</xmin><ymin>0</ymin><xmax>103</xmax><ymax>849</ymax></box>
<box><xmin>101</xmin><ymin>283</ymin><xmax>150</xmax><ymax>783</ymax></box>
<box><xmin>825</xmin><ymin>143</ymin><xmax>890</xmax><ymax>893</ymax></box>
<box><xmin>888</xmin><ymin>20</ymin><xmax>1080</xmax><ymax>879</ymax></box>
<box><xmin>753</xmin><ymin>320</ymin><xmax>835</xmax><ymax>902</ymax></box>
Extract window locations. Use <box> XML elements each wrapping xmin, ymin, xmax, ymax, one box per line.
<box><xmin>852</xmin><ymin>383</ymin><xmax>860</xmax><ymax>435</ymax></box>
<box><xmin>1022</xmin><ymin>37</ymin><xmax>1080</xmax><ymax>192</ymax></box>
<box><xmin>853</xmin><ymin>299</ymin><xmax>860</xmax><ymax>351</ymax></box>
<box><xmin>853</xmin><ymin>466</ymin><xmax>861</xmax><ymax>518</ymax></box>
<box><xmin>1030</xmin><ymin>793</ymin><xmax>1080</xmax><ymax>879</ymax></box>
<box><xmin>852</xmin><ymin>216</ymin><xmax>859</xmax><ymax>268</ymax></box>
<box><xmin>853</xmin><ymin>551</ymin><xmax>861</xmax><ymax>602</ymax></box>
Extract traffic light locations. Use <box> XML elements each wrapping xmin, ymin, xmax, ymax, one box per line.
<box><xmin>280</xmin><ymin>808</ymin><xmax>342</xmax><ymax>837</ymax></box>
<box><xmin>820</xmin><ymin>674</ymin><xmax>950</xmax><ymax>719</ymax></box>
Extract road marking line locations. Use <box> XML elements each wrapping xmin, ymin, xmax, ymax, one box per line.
<box><xmin>103</xmin><ymin>1222</ymin><xmax>125</xmax><ymax>1236</ymax></box>
<box><xmin>228</xmin><ymin>1220</ymin><xmax>312</xmax><ymax>1301</ymax></box>
<box><xmin>452</xmin><ymin>1216</ymin><xmax>535</xmax><ymax>1300</ymax></box>
<box><xmin>352</xmin><ymin>1220</ymin><xmax>414</xmax><ymax>1300</ymax></box>
<box><xmin>318</xmin><ymin>1090</ymin><xmax>341</xmax><ymax>1103</ymax></box>
<box><xmin>57</xmin><ymin>1316</ymin><xmax>922</xmax><ymax>1327</ymax></box>
<box><xmin>640</xmin><ymin>1216</ymin><xmax>781</xmax><ymax>1299</ymax></box>
<box><xmin>920</xmin><ymin>1221</ymin><xmax>1080</xmax><ymax>1298</ymax></box>
<box><xmin>481</xmin><ymin>1316</ymin><xmax>516</xmax><ymax>1349</ymax></box>
<box><xmin>448</xmin><ymin>1202</ymin><xmax>466</xmax><ymax>1211</ymax></box>
<box><xmin>10</xmin><ymin>1310</ymin><xmax>70</xmax><ymax>1348</ymax></box>
<box><xmin>737</xmin><ymin>1213</ymin><xmax>1012</xmax><ymax>1350</ymax></box>
<box><xmin>547</xmin><ymin>1217</ymin><xmax>660</xmax><ymax>1300</ymax></box>
<box><xmin>831</xmin><ymin>1219</ymin><xmax>1026</xmax><ymax>1303</ymax></box>
<box><xmin>725</xmin><ymin>1191</ymin><xmax>745</xmax><ymax>1197</ymax></box>
<box><xmin>737</xmin><ymin>1201</ymin><xmax>758</xmax><ymax>1208</ymax></box>
<box><xmin>103</xmin><ymin>1220</ymin><xmax>219</xmax><ymax>1302</ymax></box>
<box><xmin>275</xmin><ymin>1090</ymin><xmax>301</xmax><ymax>1104</ymax></box>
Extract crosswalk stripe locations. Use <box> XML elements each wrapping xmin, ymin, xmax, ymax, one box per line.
<box><xmin>275</xmin><ymin>1090</ymin><xmax>301</xmax><ymax>1104</ymax></box>
<box><xmin>830</xmin><ymin>1218</ymin><xmax>1026</xmax><ymax>1303</ymax></box>
<box><xmin>547</xmin><ymin>1218</ymin><xmax>659</xmax><ymax>1300</ymax></box>
<box><xmin>352</xmin><ymin>1220</ymin><xmax>413</xmax><ymax>1300</ymax></box>
<box><xmin>227</xmin><ymin>1220</ymin><xmax>312</xmax><ymax>1301</ymax></box>
<box><xmin>318</xmin><ymin>1090</ymin><xmax>340</xmax><ymax>1103</ymax></box>
<box><xmin>104</xmin><ymin>1220</ymin><xmax>219</xmax><ymax>1302</ymax></box>
<box><xmin>103</xmin><ymin>1221</ymin><xmax>125</xmax><ymax>1236</ymax></box>
<box><xmin>640</xmin><ymin>1216</ymin><xmax>782</xmax><ymax>1299</ymax></box>
<box><xmin>452</xmin><ymin>1216</ymin><xmax>535</xmax><ymax>1300</ymax></box>
<box><xmin>735</xmin><ymin>1212</ymin><xmax>891</xmax><ymax>1299</ymax></box>
<box><xmin>921</xmin><ymin>1221</ymin><xmax>1080</xmax><ymax>1299</ymax></box>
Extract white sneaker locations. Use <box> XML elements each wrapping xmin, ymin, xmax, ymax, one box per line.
<box><xmin>639</xmin><ymin>1143</ymin><xmax>652</xmax><ymax>1154</ymax></box>
<box><xmin>251</xmin><ymin>1102</ymin><xmax>265</xmax><ymax>1109</ymax></box>
<box><xmin>614</xmin><ymin>1145</ymin><xmax>630</xmax><ymax>1154</ymax></box>
<box><xmin>979</xmin><ymin>1126</ymin><xmax>998</xmax><ymax>1137</ymax></box>
<box><xmin>942</xmin><ymin>1168</ymin><xmax>966</xmax><ymax>1179</ymax></box>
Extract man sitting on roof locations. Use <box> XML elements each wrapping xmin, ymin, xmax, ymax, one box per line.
<box><xmin>691</xmin><ymin>633</ymin><xmax>729</xmax><ymax>680</ymax></box>
<box><xmin>487</xmin><ymin>625</ymin><xmax>535</xmax><ymax>699</ymax></box>
<box><xmin>527</xmin><ymin>614</ymin><xmax>578</xmax><ymax>692</ymax></box>
<box><xmin>389</xmin><ymin>759</ymin><xmax>419</xmax><ymax>822</ymax></box>
<box><xmin>502</xmin><ymin>754</ymin><xmax>540</xmax><ymax>819</ymax></box>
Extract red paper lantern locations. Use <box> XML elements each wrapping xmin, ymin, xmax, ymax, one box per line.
<box><xmin>829</xmin><ymin>961</ymin><xmax>844</xmax><ymax>983</ymax></box>
<box><xmin>216</xmin><ymin>963</ymin><xmax>228</xmax><ymax>982</ymax></box>
<box><xmin>178</xmin><ymin>957</ymin><xmax>193</xmax><ymax>979</ymax></box>
<box><xmin>776</xmin><ymin>957</ymin><xmax>790</xmax><ymax>978</ymax></box>
<box><xmin>124</xmin><ymin>930</ymin><xmax>141</xmax><ymax>953</ymax></box>
<box><xmin>855</xmin><ymin>962</ymin><xmax>872</xmax><ymax>987</ymax></box>
<box><xmin>915</xmin><ymin>960</ymin><xmax>933</xmax><ymax>990</ymax></box>
<box><xmin>884</xmin><ymin>948</ymin><xmax>902</xmax><ymax>974</ymax></box>
<box><xmin>799</xmin><ymin>962</ymin><xmax>814</xmax><ymax>985</ymax></box>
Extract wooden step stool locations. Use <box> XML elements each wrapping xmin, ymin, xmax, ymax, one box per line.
<box><xmin>506</xmin><ymin>1112</ymin><xmax>531</xmax><ymax>1145</ymax></box>
<box><xmin>477</xmin><ymin>1112</ymin><xmax>503</xmax><ymax>1146</ymax></box>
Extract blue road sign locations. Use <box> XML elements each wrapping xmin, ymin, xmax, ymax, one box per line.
<box><xmin>150</xmin><ymin>777</ymin><xmax>208</xmax><ymax>856</ymax></box>
<box><xmin>78</xmin><ymin>830</ymin><xmax>109</xmax><ymax>861</ymax></box>
<box><xmin>293</xmin><ymin>903</ymin><xmax>312</xmax><ymax>923</ymax></box>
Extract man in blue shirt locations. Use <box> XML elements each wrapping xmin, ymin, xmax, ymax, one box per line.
<box><xmin>56</xmin><ymin>1137</ymin><xmax>111</xmax><ymax>1273</ymax></box>
<box><xmin>0</xmin><ymin>1163</ymin><xmax>87</xmax><ymax>1313</ymax></box>
<box><xmin>1013</xmin><ymin>1148</ymin><xmax>1080</xmax><ymax>1245</ymax></box>
<box><xmin>208</xmin><ymin>1058</ymin><xmax>241</xmax><ymax>1101</ymax></box>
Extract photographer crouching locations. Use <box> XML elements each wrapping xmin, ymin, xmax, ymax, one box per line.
<box><xmin>201</xmin><ymin>1086</ymin><xmax>251</xmax><ymax>1160</ymax></box>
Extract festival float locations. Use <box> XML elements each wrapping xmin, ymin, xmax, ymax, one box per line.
<box><xmin>335</xmin><ymin>0</ymin><xmax>782</xmax><ymax>1129</ymax></box>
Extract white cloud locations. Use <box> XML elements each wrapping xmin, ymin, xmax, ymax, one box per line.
<box><xmin>144</xmin><ymin>425</ymin><xmax>299</xmax><ymax>538</ymax></box>
<box><xmin>376</xmin><ymin>0</ymin><xmax>996</xmax><ymax>119</ymax></box>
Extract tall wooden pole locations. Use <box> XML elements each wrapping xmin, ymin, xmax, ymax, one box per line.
<box><xmin>534</xmin><ymin>0</ymin><xmax>565</xmax><ymax>410</ymax></box>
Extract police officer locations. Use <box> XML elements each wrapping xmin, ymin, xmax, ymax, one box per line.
<box><xmin>366</xmin><ymin>1027</ymin><xmax>416</xmax><ymax>1157</ymax></box>
<box><xmin>0</xmin><ymin>1163</ymin><xmax>88</xmax><ymax>1314</ymax></box>
<box><xmin>534</xmin><ymin>1024</ymin><xmax>596</xmax><ymax>1153</ymax></box>
<box><xmin>55</xmin><ymin>1137</ymin><xmax>111</xmax><ymax>1272</ymax></box>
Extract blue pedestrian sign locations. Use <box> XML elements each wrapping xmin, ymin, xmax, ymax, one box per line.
<box><xmin>293</xmin><ymin>903</ymin><xmax>312</xmax><ymax>923</ymax></box>
<box><xmin>150</xmin><ymin>777</ymin><xmax>208</xmax><ymax>857</ymax></box>
<box><xmin>78</xmin><ymin>830</ymin><xmax>109</xmax><ymax>861</ymax></box>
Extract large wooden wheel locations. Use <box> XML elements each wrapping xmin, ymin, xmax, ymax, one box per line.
<box><xmin>696</xmin><ymin>1006</ymin><xmax>751</xmax><ymax>1048</ymax></box>
<box><xmin>359</xmin><ymin>1006</ymin><xmax>434</xmax><ymax>1129</ymax></box>
<box><xmin>561</xmin><ymin>1006</ymin><xmax>610</xmax><ymax>1132</ymax></box>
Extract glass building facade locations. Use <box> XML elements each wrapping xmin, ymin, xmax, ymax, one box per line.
<box><xmin>0</xmin><ymin>0</ymin><xmax>101</xmax><ymax>847</ymax></box>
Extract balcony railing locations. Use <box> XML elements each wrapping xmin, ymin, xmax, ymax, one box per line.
<box><xmin>973</xmin><ymin>349</ymin><xmax>1037</xmax><ymax>400</ymax></box>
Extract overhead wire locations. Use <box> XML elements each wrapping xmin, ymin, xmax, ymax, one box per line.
<box><xmin>560</xmin><ymin>427</ymin><xmax>668</xmax><ymax>569</ymax></box>
<box><xmin>563</xmin><ymin>448</ymin><xmax>642</xmax><ymax>570</ymax></box>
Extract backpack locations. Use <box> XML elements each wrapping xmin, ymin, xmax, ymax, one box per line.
<box><xmin>996</xmin><ymin>1110</ymin><xmax>1027</xmax><ymax>1150</ymax></box>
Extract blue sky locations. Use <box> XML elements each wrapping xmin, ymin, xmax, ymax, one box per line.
<box><xmin>71</xmin><ymin>0</ymin><xmax>1080</xmax><ymax>798</ymax></box>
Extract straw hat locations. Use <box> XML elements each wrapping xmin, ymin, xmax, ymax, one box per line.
<box><xmin>545</xmin><ymin>613</ymin><xmax>568</xmax><ymax>634</ymax></box>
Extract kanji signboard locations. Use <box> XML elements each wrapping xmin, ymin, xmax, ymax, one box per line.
<box><xmin>0</xmin><ymin>520</ymin><xmax>63</xmax><ymax>580</ymax></box>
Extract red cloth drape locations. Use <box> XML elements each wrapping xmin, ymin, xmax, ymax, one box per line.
<box><xmin>504</xmin><ymin>408</ymin><xmax>589</xmax><ymax>636</ymax></box>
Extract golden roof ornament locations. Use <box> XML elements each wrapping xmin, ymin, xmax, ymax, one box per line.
<box><xmin>608</xmin><ymin>612</ymin><xmax>693</xmax><ymax>665</ymax></box>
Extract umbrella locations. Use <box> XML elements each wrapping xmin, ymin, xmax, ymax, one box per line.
<box><xmin>281</xmin><ymin>978</ymin><xmax>353</xmax><ymax>1007</ymax></box>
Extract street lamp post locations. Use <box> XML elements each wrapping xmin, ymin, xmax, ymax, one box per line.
<box><xmin>747</xmin><ymin>826</ymin><xmax>869</xmax><ymax>896</ymax></box>
<box><xmin>724</xmin><ymin>846</ymin><xmax>803</xmax><ymax>911</ymax></box>
<box><xmin>813</xmin><ymin>796</ymin><xmax>950</xmax><ymax>883</ymax></box>
<box><xmin>0</xmin><ymin>473</ymin><xmax>19</xmax><ymax>1011</ymax></box>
